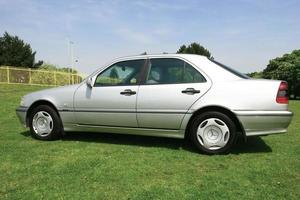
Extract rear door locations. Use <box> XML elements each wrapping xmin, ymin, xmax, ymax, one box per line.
<box><xmin>137</xmin><ymin>57</ymin><xmax>211</xmax><ymax>129</ymax></box>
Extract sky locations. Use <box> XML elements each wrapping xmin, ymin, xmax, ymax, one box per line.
<box><xmin>0</xmin><ymin>0</ymin><xmax>299</xmax><ymax>74</ymax></box>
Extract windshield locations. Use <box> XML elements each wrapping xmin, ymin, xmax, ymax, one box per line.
<box><xmin>209</xmin><ymin>59</ymin><xmax>250</xmax><ymax>79</ymax></box>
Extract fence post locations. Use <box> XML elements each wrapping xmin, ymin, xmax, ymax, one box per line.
<box><xmin>7</xmin><ymin>66</ymin><xmax>9</xmax><ymax>84</ymax></box>
<box><xmin>29</xmin><ymin>68</ymin><xmax>32</xmax><ymax>84</ymax></box>
<box><xmin>54</xmin><ymin>71</ymin><xmax>56</xmax><ymax>86</ymax></box>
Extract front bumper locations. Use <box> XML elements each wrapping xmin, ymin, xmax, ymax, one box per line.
<box><xmin>16</xmin><ymin>106</ymin><xmax>28</xmax><ymax>127</ymax></box>
<box><xmin>234</xmin><ymin>110</ymin><xmax>293</xmax><ymax>136</ymax></box>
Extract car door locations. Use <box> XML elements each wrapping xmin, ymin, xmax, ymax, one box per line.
<box><xmin>74</xmin><ymin>59</ymin><xmax>146</xmax><ymax>127</ymax></box>
<box><xmin>137</xmin><ymin>57</ymin><xmax>211</xmax><ymax>129</ymax></box>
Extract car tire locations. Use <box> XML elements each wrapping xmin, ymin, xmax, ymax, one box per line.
<box><xmin>190</xmin><ymin>111</ymin><xmax>237</xmax><ymax>154</ymax></box>
<box><xmin>29</xmin><ymin>105</ymin><xmax>63</xmax><ymax>140</ymax></box>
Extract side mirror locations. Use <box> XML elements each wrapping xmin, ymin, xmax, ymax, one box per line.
<box><xmin>86</xmin><ymin>77</ymin><xmax>93</xmax><ymax>88</ymax></box>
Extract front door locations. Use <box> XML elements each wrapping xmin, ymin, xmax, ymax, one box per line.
<box><xmin>74</xmin><ymin>59</ymin><xmax>146</xmax><ymax>127</ymax></box>
<box><xmin>137</xmin><ymin>58</ymin><xmax>211</xmax><ymax>129</ymax></box>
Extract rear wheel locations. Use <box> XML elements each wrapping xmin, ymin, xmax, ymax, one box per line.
<box><xmin>190</xmin><ymin>111</ymin><xmax>237</xmax><ymax>154</ymax></box>
<box><xmin>29</xmin><ymin>105</ymin><xmax>63</xmax><ymax>140</ymax></box>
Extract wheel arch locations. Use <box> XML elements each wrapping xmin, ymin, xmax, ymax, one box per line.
<box><xmin>26</xmin><ymin>100</ymin><xmax>60</xmax><ymax>126</ymax></box>
<box><xmin>185</xmin><ymin>105</ymin><xmax>245</xmax><ymax>139</ymax></box>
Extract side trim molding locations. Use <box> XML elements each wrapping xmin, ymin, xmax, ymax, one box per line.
<box><xmin>58</xmin><ymin>109</ymin><xmax>192</xmax><ymax>114</ymax></box>
<box><xmin>234</xmin><ymin>110</ymin><xmax>293</xmax><ymax>117</ymax></box>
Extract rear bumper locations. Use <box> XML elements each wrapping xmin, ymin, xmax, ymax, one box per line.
<box><xmin>16</xmin><ymin>106</ymin><xmax>28</xmax><ymax>127</ymax></box>
<box><xmin>234</xmin><ymin>110</ymin><xmax>293</xmax><ymax>136</ymax></box>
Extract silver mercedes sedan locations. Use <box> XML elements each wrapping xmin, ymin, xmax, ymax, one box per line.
<box><xmin>16</xmin><ymin>54</ymin><xmax>293</xmax><ymax>154</ymax></box>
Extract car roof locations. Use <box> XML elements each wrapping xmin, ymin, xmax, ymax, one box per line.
<box><xmin>112</xmin><ymin>53</ymin><xmax>208</xmax><ymax>61</ymax></box>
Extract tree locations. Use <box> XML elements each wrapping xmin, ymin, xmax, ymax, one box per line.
<box><xmin>262</xmin><ymin>50</ymin><xmax>300</xmax><ymax>99</ymax></box>
<box><xmin>177</xmin><ymin>42</ymin><xmax>212</xmax><ymax>58</ymax></box>
<box><xmin>0</xmin><ymin>32</ymin><xmax>43</xmax><ymax>68</ymax></box>
<box><xmin>247</xmin><ymin>71</ymin><xmax>263</xmax><ymax>79</ymax></box>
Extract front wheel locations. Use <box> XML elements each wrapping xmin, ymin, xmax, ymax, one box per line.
<box><xmin>190</xmin><ymin>111</ymin><xmax>237</xmax><ymax>154</ymax></box>
<box><xmin>29</xmin><ymin>105</ymin><xmax>63</xmax><ymax>140</ymax></box>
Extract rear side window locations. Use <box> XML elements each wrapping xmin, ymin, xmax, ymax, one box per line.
<box><xmin>183</xmin><ymin>63</ymin><xmax>206</xmax><ymax>83</ymax></box>
<box><xmin>146</xmin><ymin>58</ymin><xmax>206</xmax><ymax>84</ymax></box>
<box><xmin>94</xmin><ymin>59</ymin><xmax>145</xmax><ymax>86</ymax></box>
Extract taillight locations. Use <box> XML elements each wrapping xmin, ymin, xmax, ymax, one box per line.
<box><xmin>276</xmin><ymin>82</ymin><xmax>289</xmax><ymax>104</ymax></box>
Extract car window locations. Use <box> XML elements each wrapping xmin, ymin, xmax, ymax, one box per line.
<box><xmin>183</xmin><ymin>62</ymin><xmax>206</xmax><ymax>83</ymax></box>
<box><xmin>146</xmin><ymin>58</ymin><xmax>206</xmax><ymax>84</ymax></box>
<box><xmin>94</xmin><ymin>59</ymin><xmax>145</xmax><ymax>86</ymax></box>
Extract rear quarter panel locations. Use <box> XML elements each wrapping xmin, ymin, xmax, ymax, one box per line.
<box><xmin>190</xmin><ymin>79</ymin><xmax>286</xmax><ymax>112</ymax></box>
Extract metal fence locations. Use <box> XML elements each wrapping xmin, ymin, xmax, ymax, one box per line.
<box><xmin>0</xmin><ymin>66</ymin><xmax>84</xmax><ymax>86</ymax></box>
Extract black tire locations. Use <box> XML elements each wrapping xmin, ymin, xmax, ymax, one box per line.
<box><xmin>190</xmin><ymin>111</ymin><xmax>237</xmax><ymax>154</ymax></box>
<box><xmin>29</xmin><ymin>105</ymin><xmax>63</xmax><ymax>140</ymax></box>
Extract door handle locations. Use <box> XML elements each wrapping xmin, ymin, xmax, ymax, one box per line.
<box><xmin>181</xmin><ymin>88</ymin><xmax>200</xmax><ymax>95</ymax></box>
<box><xmin>120</xmin><ymin>89</ymin><xmax>136</xmax><ymax>96</ymax></box>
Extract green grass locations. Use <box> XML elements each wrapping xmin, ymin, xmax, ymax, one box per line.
<box><xmin>0</xmin><ymin>83</ymin><xmax>299</xmax><ymax>199</ymax></box>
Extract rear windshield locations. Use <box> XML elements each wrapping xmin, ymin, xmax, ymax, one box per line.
<box><xmin>209</xmin><ymin>59</ymin><xmax>250</xmax><ymax>79</ymax></box>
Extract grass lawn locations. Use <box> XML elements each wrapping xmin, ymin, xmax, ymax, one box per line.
<box><xmin>0</xmin><ymin>84</ymin><xmax>299</xmax><ymax>199</ymax></box>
